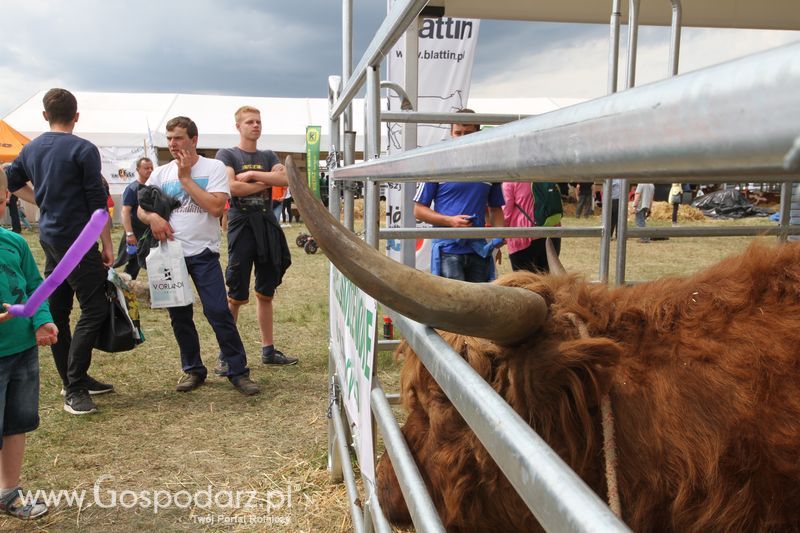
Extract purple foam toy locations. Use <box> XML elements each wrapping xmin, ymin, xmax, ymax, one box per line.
<box><xmin>8</xmin><ymin>209</ymin><xmax>109</xmax><ymax>318</ymax></box>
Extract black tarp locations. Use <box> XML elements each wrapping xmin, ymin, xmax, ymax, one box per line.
<box><xmin>691</xmin><ymin>189</ymin><xmax>775</xmax><ymax>219</ymax></box>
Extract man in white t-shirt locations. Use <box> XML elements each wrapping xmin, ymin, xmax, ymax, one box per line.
<box><xmin>138</xmin><ymin>116</ymin><xmax>259</xmax><ymax>396</ymax></box>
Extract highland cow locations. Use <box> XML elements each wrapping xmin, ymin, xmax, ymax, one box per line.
<box><xmin>286</xmin><ymin>157</ymin><xmax>800</xmax><ymax>532</ymax></box>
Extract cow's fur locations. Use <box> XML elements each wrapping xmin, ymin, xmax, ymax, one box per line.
<box><xmin>376</xmin><ymin>242</ymin><xmax>800</xmax><ymax>532</ymax></box>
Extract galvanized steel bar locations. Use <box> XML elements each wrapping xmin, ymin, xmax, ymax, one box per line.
<box><xmin>380</xmin><ymin>226</ymin><xmax>602</xmax><ymax>239</ymax></box>
<box><xmin>608</xmin><ymin>0</ymin><xmax>622</xmax><ymax>94</ymax></box>
<box><xmin>332</xmin><ymin>395</ymin><xmax>366</xmax><ymax>533</ymax></box>
<box><xmin>365</xmin><ymin>486</ymin><xmax>393</xmax><ymax>533</ymax></box>
<box><xmin>331</xmin><ymin>44</ymin><xmax>800</xmax><ymax>183</ymax></box>
<box><xmin>327</xmin><ymin>369</ymin><xmax>344</xmax><ymax>483</ymax></box>
<box><xmin>343</xmin><ymin>130</ymin><xmax>356</xmax><ymax>230</ymax></box>
<box><xmin>365</xmin><ymin>66</ymin><xmax>381</xmax><ymax>248</ymax></box>
<box><xmin>779</xmin><ymin>181</ymin><xmax>792</xmax><ymax>242</ymax></box>
<box><xmin>381</xmin><ymin>111</ymin><xmax>527</xmax><ymax>125</ymax></box>
<box><xmin>668</xmin><ymin>0</ymin><xmax>682</xmax><ymax>77</ymax></box>
<box><xmin>389</xmin><ymin>313</ymin><xmax>630</xmax><ymax>532</ymax></box>
<box><xmin>342</xmin><ymin>0</ymin><xmax>353</xmax><ymax>132</ymax></box>
<box><xmin>599</xmin><ymin>179</ymin><xmax>613</xmax><ymax>283</ymax></box>
<box><xmin>371</xmin><ymin>387</ymin><xmax>447</xmax><ymax>532</ymax></box>
<box><xmin>377</xmin><ymin>339</ymin><xmax>401</xmax><ymax>352</ymax></box>
<box><xmin>401</xmin><ymin>17</ymin><xmax>419</xmax><ymax>267</ymax></box>
<box><xmin>332</xmin><ymin>0</ymin><xmax>429</xmax><ymax>122</ymax></box>
<box><xmin>625</xmin><ymin>0</ymin><xmax>641</xmax><ymax>88</ymax></box>
<box><xmin>328</xmin><ymin>76</ymin><xmax>343</xmax><ymax>219</ymax></box>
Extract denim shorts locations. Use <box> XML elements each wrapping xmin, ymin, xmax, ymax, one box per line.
<box><xmin>0</xmin><ymin>346</ymin><xmax>40</xmax><ymax>449</ymax></box>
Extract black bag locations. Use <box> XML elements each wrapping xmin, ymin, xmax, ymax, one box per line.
<box><xmin>95</xmin><ymin>281</ymin><xmax>137</xmax><ymax>353</ymax></box>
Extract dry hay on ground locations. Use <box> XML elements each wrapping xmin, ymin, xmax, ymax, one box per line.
<box><xmin>648</xmin><ymin>201</ymin><xmax>706</xmax><ymax>222</ymax></box>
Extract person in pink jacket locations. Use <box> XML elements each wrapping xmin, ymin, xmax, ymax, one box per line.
<box><xmin>501</xmin><ymin>182</ymin><xmax>561</xmax><ymax>273</ymax></box>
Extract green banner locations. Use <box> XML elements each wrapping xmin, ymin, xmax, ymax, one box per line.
<box><xmin>305</xmin><ymin>126</ymin><xmax>321</xmax><ymax>199</ymax></box>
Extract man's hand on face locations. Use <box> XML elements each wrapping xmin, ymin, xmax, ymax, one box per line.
<box><xmin>176</xmin><ymin>148</ymin><xmax>195</xmax><ymax>181</ymax></box>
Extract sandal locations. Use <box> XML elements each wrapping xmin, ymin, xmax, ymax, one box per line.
<box><xmin>0</xmin><ymin>487</ymin><xmax>48</xmax><ymax>520</ymax></box>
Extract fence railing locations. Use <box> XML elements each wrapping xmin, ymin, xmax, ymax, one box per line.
<box><xmin>325</xmin><ymin>1</ymin><xmax>800</xmax><ymax>531</ymax></box>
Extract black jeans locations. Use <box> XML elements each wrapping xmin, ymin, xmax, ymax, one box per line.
<box><xmin>41</xmin><ymin>240</ymin><xmax>109</xmax><ymax>394</ymax></box>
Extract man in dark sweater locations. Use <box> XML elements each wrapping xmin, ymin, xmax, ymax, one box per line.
<box><xmin>6</xmin><ymin>88</ymin><xmax>114</xmax><ymax>415</ymax></box>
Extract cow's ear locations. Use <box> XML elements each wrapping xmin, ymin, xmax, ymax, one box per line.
<box><xmin>556</xmin><ymin>336</ymin><xmax>621</xmax><ymax>400</ymax></box>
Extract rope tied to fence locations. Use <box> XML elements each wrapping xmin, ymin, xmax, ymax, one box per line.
<box><xmin>565</xmin><ymin>313</ymin><xmax>622</xmax><ymax>518</ymax></box>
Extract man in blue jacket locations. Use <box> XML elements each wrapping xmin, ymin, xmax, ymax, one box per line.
<box><xmin>6</xmin><ymin>88</ymin><xmax>114</xmax><ymax>416</ymax></box>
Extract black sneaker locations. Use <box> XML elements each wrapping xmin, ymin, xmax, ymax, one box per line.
<box><xmin>60</xmin><ymin>376</ymin><xmax>114</xmax><ymax>396</ymax></box>
<box><xmin>231</xmin><ymin>376</ymin><xmax>261</xmax><ymax>396</ymax></box>
<box><xmin>64</xmin><ymin>390</ymin><xmax>97</xmax><ymax>415</ymax></box>
<box><xmin>261</xmin><ymin>349</ymin><xmax>298</xmax><ymax>366</ymax></box>
<box><xmin>176</xmin><ymin>372</ymin><xmax>205</xmax><ymax>392</ymax></box>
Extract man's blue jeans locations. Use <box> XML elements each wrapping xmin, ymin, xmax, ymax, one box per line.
<box><xmin>167</xmin><ymin>249</ymin><xmax>249</xmax><ymax>380</ymax></box>
<box><xmin>440</xmin><ymin>252</ymin><xmax>492</xmax><ymax>282</ymax></box>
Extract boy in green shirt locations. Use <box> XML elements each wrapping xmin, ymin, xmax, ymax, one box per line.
<box><xmin>0</xmin><ymin>165</ymin><xmax>58</xmax><ymax>519</ymax></box>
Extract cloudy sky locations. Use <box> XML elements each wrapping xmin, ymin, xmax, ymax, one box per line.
<box><xmin>1</xmin><ymin>1</ymin><xmax>798</xmax><ymax>117</ymax></box>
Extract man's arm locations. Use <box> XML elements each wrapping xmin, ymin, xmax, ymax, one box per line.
<box><xmin>413</xmin><ymin>202</ymin><xmax>474</xmax><ymax>228</ymax></box>
<box><xmin>12</xmin><ymin>184</ymin><xmax>35</xmax><ymax>205</ymax></box>
<box><xmin>235</xmin><ymin>164</ymin><xmax>288</xmax><ymax>187</ymax></box>
<box><xmin>175</xmin><ymin>150</ymin><xmax>227</xmax><ymax>217</ymax></box>
<box><xmin>488</xmin><ymin>206</ymin><xmax>505</xmax><ymax>228</ymax></box>
<box><xmin>226</xmin><ymin>166</ymin><xmax>268</xmax><ymax>198</ymax></box>
<box><xmin>137</xmin><ymin>207</ymin><xmax>174</xmax><ymax>242</ymax></box>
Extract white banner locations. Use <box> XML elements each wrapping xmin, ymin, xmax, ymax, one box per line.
<box><xmin>99</xmin><ymin>145</ymin><xmax>147</xmax><ymax>195</ymax></box>
<box><xmin>385</xmin><ymin>5</ymin><xmax>480</xmax><ymax>266</ymax></box>
<box><xmin>329</xmin><ymin>265</ymin><xmax>378</xmax><ymax>484</ymax></box>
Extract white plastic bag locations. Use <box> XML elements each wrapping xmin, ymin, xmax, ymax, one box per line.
<box><xmin>146</xmin><ymin>240</ymin><xmax>194</xmax><ymax>308</ymax></box>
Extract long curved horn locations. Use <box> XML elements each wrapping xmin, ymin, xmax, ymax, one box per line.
<box><xmin>546</xmin><ymin>238</ymin><xmax>566</xmax><ymax>275</ymax></box>
<box><xmin>287</xmin><ymin>156</ymin><xmax>548</xmax><ymax>345</ymax></box>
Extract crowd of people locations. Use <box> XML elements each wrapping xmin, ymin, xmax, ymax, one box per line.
<box><xmin>0</xmin><ymin>89</ymin><xmax>297</xmax><ymax>519</ymax></box>
<box><xmin>0</xmin><ymin>89</ymin><xmax>690</xmax><ymax>521</ymax></box>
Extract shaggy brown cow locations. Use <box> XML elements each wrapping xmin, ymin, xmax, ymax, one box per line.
<box><xmin>285</xmin><ymin>157</ymin><xmax>800</xmax><ymax>532</ymax></box>
<box><xmin>376</xmin><ymin>242</ymin><xmax>800</xmax><ymax>531</ymax></box>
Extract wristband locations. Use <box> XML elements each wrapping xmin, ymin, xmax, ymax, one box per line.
<box><xmin>126</xmin><ymin>231</ymin><xmax>134</xmax><ymax>236</ymax></box>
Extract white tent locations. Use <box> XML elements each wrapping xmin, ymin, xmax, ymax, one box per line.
<box><xmin>3</xmin><ymin>91</ymin><xmax>582</xmax><ymax>153</ymax></box>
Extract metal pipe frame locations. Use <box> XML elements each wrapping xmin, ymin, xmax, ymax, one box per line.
<box><xmin>371</xmin><ymin>387</ymin><xmax>446</xmax><ymax>532</ymax></box>
<box><xmin>342</xmin><ymin>130</ymin><xmax>357</xmax><ymax>230</ymax></box>
<box><xmin>400</xmin><ymin>16</ymin><xmax>420</xmax><ymax>267</ymax></box>
<box><xmin>365</xmin><ymin>66</ymin><xmax>381</xmax><ymax>248</ymax></box>
<box><xmin>331</xmin><ymin>393</ymin><xmax>366</xmax><ymax>533</ymax></box>
<box><xmin>342</xmin><ymin>0</ymin><xmax>353</xmax><ymax>132</ymax></box>
<box><xmin>615</xmin><ymin>0</ymin><xmax>641</xmax><ymax>285</ymax></box>
<box><xmin>668</xmin><ymin>0</ymin><xmax>682</xmax><ymax>77</ymax></box>
<box><xmin>332</xmin><ymin>0</ymin><xmax>429</xmax><ymax>122</ymax></box>
<box><xmin>779</xmin><ymin>181</ymin><xmax>793</xmax><ymax>242</ymax></box>
<box><xmin>328</xmin><ymin>76</ymin><xmax>343</xmax><ymax>219</ymax></box>
<box><xmin>381</xmin><ymin>111</ymin><xmax>528</xmax><ymax>125</ymax></box>
<box><xmin>327</xmin><ymin>370</ymin><xmax>344</xmax><ymax>483</ymax></box>
<box><xmin>388</xmin><ymin>312</ymin><xmax>630</xmax><ymax>532</ymax></box>
<box><xmin>608</xmin><ymin>0</ymin><xmax>622</xmax><ymax>94</ymax></box>
<box><xmin>602</xmin><ymin>0</ymin><xmax>623</xmax><ymax>283</ymax></box>
<box><xmin>365</xmin><ymin>485</ymin><xmax>392</xmax><ymax>533</ymax></box>
<box><xmin>625</xmin><ymin>0</ymin><xmax>641</xmax><ymax>89</ymax></box>
<box><xmin>379</xmin><ymin>224</ymin><xmax>800</xmax><ymax>240</ymax></box>
<box><xmin>331</xmin><ymin>43</ymin><xmax>800</xmax><ymax>184</ymax></box>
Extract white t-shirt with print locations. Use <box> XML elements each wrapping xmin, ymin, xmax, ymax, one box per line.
<box><xmin>146</xmin><ymin>156</ymin><xmax>230</xmax><ymax>257</ymax></box>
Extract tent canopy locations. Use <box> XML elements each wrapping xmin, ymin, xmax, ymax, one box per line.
<box><xmin>2</xmin><ymin>91</ymin><xmax>583</xmax><ymax>154</ymax></box>
<box><xmin>0</xmin><ymin>120</ymin><xmax>30</xmax><ymax>163</ymax></box>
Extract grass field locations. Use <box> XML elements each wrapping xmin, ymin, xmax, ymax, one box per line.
<box><xmin>0</xmin><ymin>203</ymin><xmax>777</xmax><ymax>531</ymax></box>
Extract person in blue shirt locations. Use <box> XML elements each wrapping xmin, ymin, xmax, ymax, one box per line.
<box><xmin>413</xmin><ymin>109</ymin><xmax>505</xmax><ymax>282</ymax></box>
<box><xmin>5</xmin><ymin>88</ymin><xmax>114</xmax><ymax>416</ymax></box>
